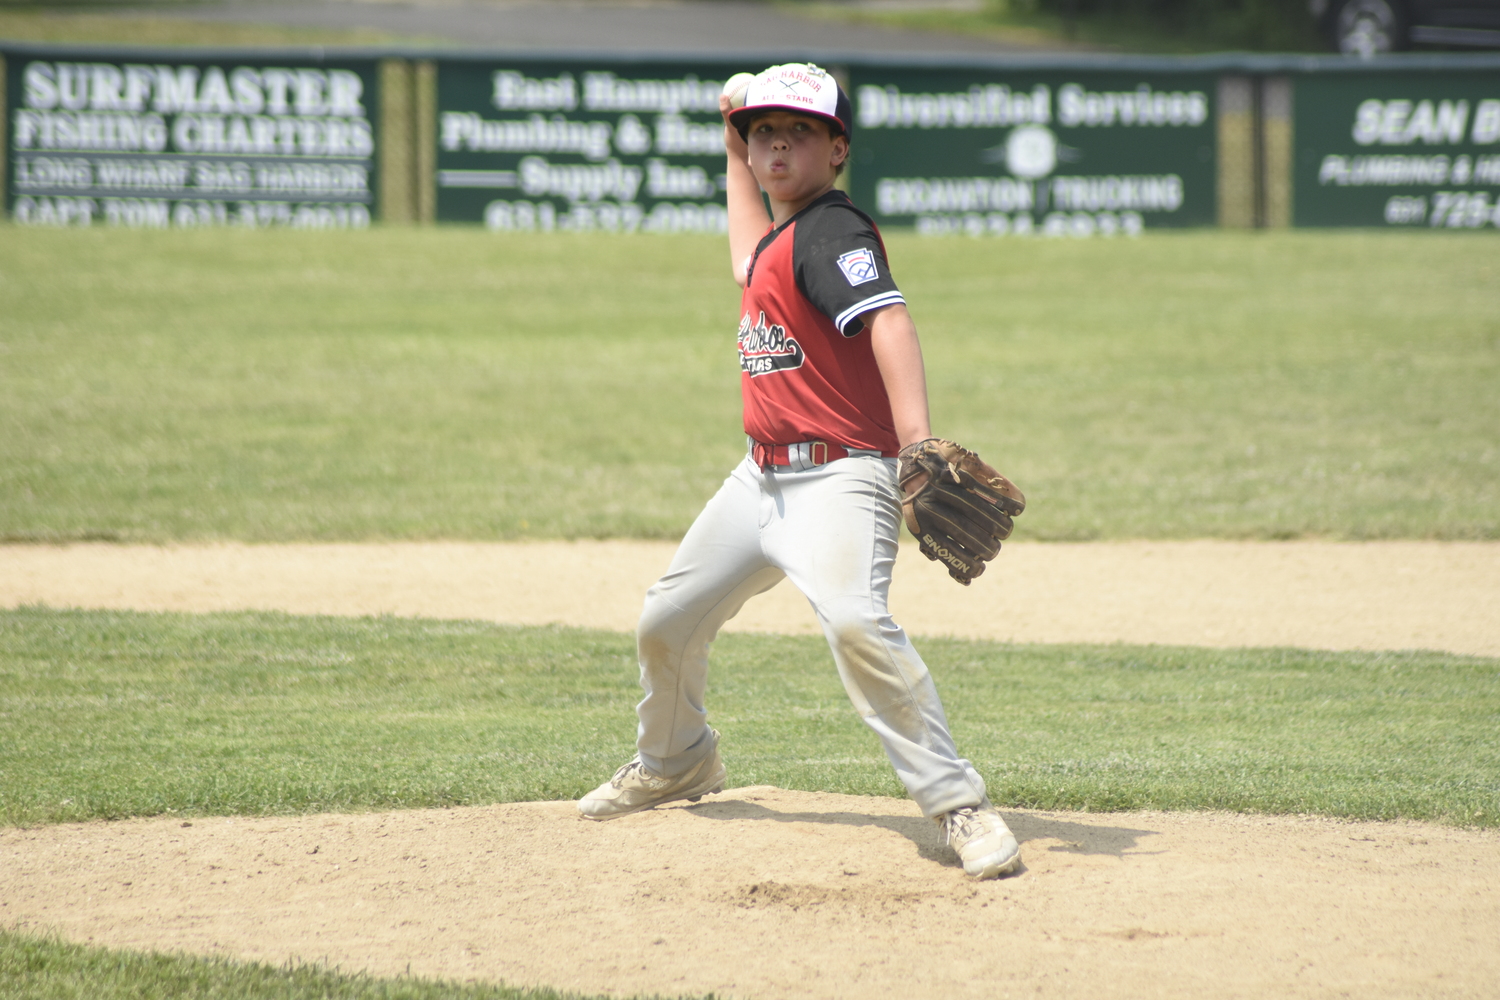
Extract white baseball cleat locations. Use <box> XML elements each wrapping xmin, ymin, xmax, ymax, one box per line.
<box><xmin>938</xmin><ymin>800</ymin><xmax>1022</xmax><ymax>879</ymax></box>
<box><xmin>577</xmin><ymin>729</ymin><xmax>726</xmax><ymax>820</ymax></box>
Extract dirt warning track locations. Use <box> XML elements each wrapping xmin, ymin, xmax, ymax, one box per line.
<box><xmin>4</xmin><ymin>539</ymin><xmax>1498</xmax><ymax>655</ymax></box>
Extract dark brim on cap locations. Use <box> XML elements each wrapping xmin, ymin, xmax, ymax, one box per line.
<box><xmin>729</xmin><ymin>91</ymin><xmax>853</xmax><ymax>140</ymax></box>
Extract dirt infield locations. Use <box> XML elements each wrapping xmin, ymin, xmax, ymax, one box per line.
<box><xmin>4</xmin><ymin>539</ymin><xmax>1499</xmax><ymax>655</ymax></box>
<box><xmin>5</xmin><ymin>787</ymin><xmax>1498</xmax><ymax>999</ymax></box>
<box><xmin>4</xmin><ymin>540</ymin><xmax>1499</xmax><ymax>997</ymax></box>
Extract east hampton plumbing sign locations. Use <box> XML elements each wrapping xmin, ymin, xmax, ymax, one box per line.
<box><xmin>435</xmin><ymin>60</ymin><xmax>732</xmax><ymax>232</ymax></box>
<box><xmin>848</xmin><ymin>67</ymin><xmax>1216</xmax><ymax>236</ymax></box>
<box><xmin>1295</xmin><ymin>72</ymin><xmax>1500</xmax><ymax>228</ymax></box>
<box><xmin>7</xmin><ymin>56</ymin><xmax>379</xmax><ymax>228</ymax></box>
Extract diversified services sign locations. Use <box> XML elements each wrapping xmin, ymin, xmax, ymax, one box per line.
<box><xmin>847</xmin><ymin>67</ymin><xmax>1217</xmax><ymax>237</ymax></box>
<box><xmin>7</xmin><ymin>56</ymin><xmax>379</xmax><ymax>228</ymax></box>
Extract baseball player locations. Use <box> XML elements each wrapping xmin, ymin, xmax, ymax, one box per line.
<box><xmin>578</xmin><ymin>63</ymin><xmax>1026</xmax><ymax>880</ymax></box>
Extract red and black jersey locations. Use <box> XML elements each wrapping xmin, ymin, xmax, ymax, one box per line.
<box><xmin>738</xmin><ymin>189</ymin><xmax>906</xmax><ymax>454</ymax></box>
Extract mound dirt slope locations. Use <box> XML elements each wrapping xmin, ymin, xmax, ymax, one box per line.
<box><xmin>4</xmin><ymin>539</ymin><xmax>1498</xmax><ymax>655</ymax></box>
<box><xmin>5</xmin><ymin>787</ymin><xmax>1498</xmax><ymax>999</ymax></box>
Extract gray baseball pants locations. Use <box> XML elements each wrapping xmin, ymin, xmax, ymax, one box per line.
<box><xmin>634</xmin><ymin>449</ymin><xmax>989</xmax><ymax>819</ymax></box>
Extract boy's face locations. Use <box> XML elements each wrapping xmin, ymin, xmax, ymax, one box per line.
<box><xmin>745</xmin><ymin>111</ymin><xmax>849</xmax><ymax>206</ymax></box>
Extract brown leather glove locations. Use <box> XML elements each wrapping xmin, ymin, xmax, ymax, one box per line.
<box><xmin>897</xmin><ymin>438</ymin><xmax>1025</xmax><ymax>586</ymax></box>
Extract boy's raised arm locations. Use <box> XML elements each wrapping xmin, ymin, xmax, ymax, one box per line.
<box><xmin>720</xmin><ymin>93</ymin><xmax>770</xmax><ymax>288</ymax></box>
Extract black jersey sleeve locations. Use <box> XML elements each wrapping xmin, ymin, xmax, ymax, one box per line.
<box><xmin>792</xmin><ymin>194</ymin><xmax>905</xmax><ymax>337</ymax></box>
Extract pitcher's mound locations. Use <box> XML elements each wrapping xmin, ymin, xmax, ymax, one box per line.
<box><xmin>4</xmin><ymin>787</ymin><xmax>1497</xmax><ymax>999</ymax></box>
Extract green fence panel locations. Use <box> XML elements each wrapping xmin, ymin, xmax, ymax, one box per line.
<box><xmin>1294</xmin><ymin>68</ymin><xmax>1500</xmax><ymax>228</ymax></box>
<box><xmin>5</xmin><ymin>48</ymin><xmax>380</xmax><ymax>228</ymax></box>
<box><xmin>432</xmin><ymin>57</ymin><xmax>740</xmax><ymax>232</ymax></box>
<box><xmin>846</xmin><ymin>65</ymin><xmax>1219</xmax><ymax>236</ymax></box>
<box><xmin>9</xmin><ymin>45</ymin><xmax>1500</xmax><ymax>233</ymax></box>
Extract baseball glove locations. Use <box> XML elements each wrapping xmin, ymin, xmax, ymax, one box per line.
<box><xmin>897</xmin><ymin>438</ymin><xmax>1025</xmax><ymax>586</ymax></box>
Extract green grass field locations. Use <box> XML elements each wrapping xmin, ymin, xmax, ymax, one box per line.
<box><xmin>3</xmin><ymin>228</ymin><xmax>1497</xmax><ymax>543</ymax></box>
<box><xmin>4</xmin><ymin>607</ymin><xmax>1495</xmax><ymax>829</ymax></box>
<box><xmin>0</xmin><ymin>928</ymin><xmax>630</xmax><ymax>1000</ymax></box>
<box><xmin>2</xmin><ymin>224</ymin><xmax>1497</xmax><ymax>998</ymax></box>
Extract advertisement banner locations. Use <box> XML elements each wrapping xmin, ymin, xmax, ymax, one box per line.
<box><xmin>1294</xmin><ymin>72</ymin><xmax>1500</xmax><ymax>228</ymax></box>
<box><xmin>6</xmin><ymin>54</ymin><xmax>379</xmax><ymax>228</ymax></box>
<box><xmin>847</xmin><ymin>66</ymin><xmax>1217</xmax><ymax>236</ymax></box>
<box><xmin>434</xmin><ymin>59</ymin><xmax>734</xmax><ymax>232</ymax></box>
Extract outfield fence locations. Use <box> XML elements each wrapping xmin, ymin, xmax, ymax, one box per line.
<box><xmin>4</xmin><ymin>43</ymin><xmax>1498</xmax><ymax>233</ymax></box>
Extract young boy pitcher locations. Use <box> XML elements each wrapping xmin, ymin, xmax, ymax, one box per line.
<box><xmin>578</xmin><ymin>63</ymin><xmax>1027</xmax><ymax>880</ymax></box>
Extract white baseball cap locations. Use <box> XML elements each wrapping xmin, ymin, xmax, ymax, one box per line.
<box><xmin>728</xmin><ymin>62</ymin><xmax>853</xmax><ymax>139</ymax></box>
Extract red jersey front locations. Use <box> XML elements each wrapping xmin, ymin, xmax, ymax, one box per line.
<box><xmin>738</xmin><ymin>190</ymin><xmax>906</xmax><ymax>454</ymax></box>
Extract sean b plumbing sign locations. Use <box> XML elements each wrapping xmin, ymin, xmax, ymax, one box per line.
<box><xmin>434</xmin><ymin>59</ymin><xmax>733</xmax><ymax>233</ymax></box>
<box><xmin>847</xmin><ymin>66</ymin><xmax>1216</xmax><ymax>237</ymax></box>
<box><xmin>7</xmin><ymin>55</ymin><xmax>380</xmax><ymax>228</ymax></box>
<box><xmin>1295</xmin><ymin>72</ymin><xmax>1500</xmax><ymax>228</ymax></box>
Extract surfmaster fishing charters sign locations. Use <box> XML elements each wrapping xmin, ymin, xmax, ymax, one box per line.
<box><xmin>7</xmin><ymin>53</ymin><xmax>380</xmax><ymax>228</ymax></box>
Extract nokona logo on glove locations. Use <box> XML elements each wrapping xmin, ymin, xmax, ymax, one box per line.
<box><xmin>922</xmin><ymin>533</ymin><xmax>973</xmax><ymax>577</ymax></box>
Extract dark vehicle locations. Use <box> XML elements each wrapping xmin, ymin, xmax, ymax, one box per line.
<box><xmin>1311</xmin><ymin>0</ymin><xmax>1500</xmax><ymax>55</ymax></box>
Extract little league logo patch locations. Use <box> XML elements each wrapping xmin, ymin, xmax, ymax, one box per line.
<box><xmin>737</xmin><ymin>310</ymin><xmax>805</xmax><ymax>377</ymax></box>
<box><xmin>836</xmin><ymin>247</ymin><xmax>879</xmax><ymax>287</ymax></box>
